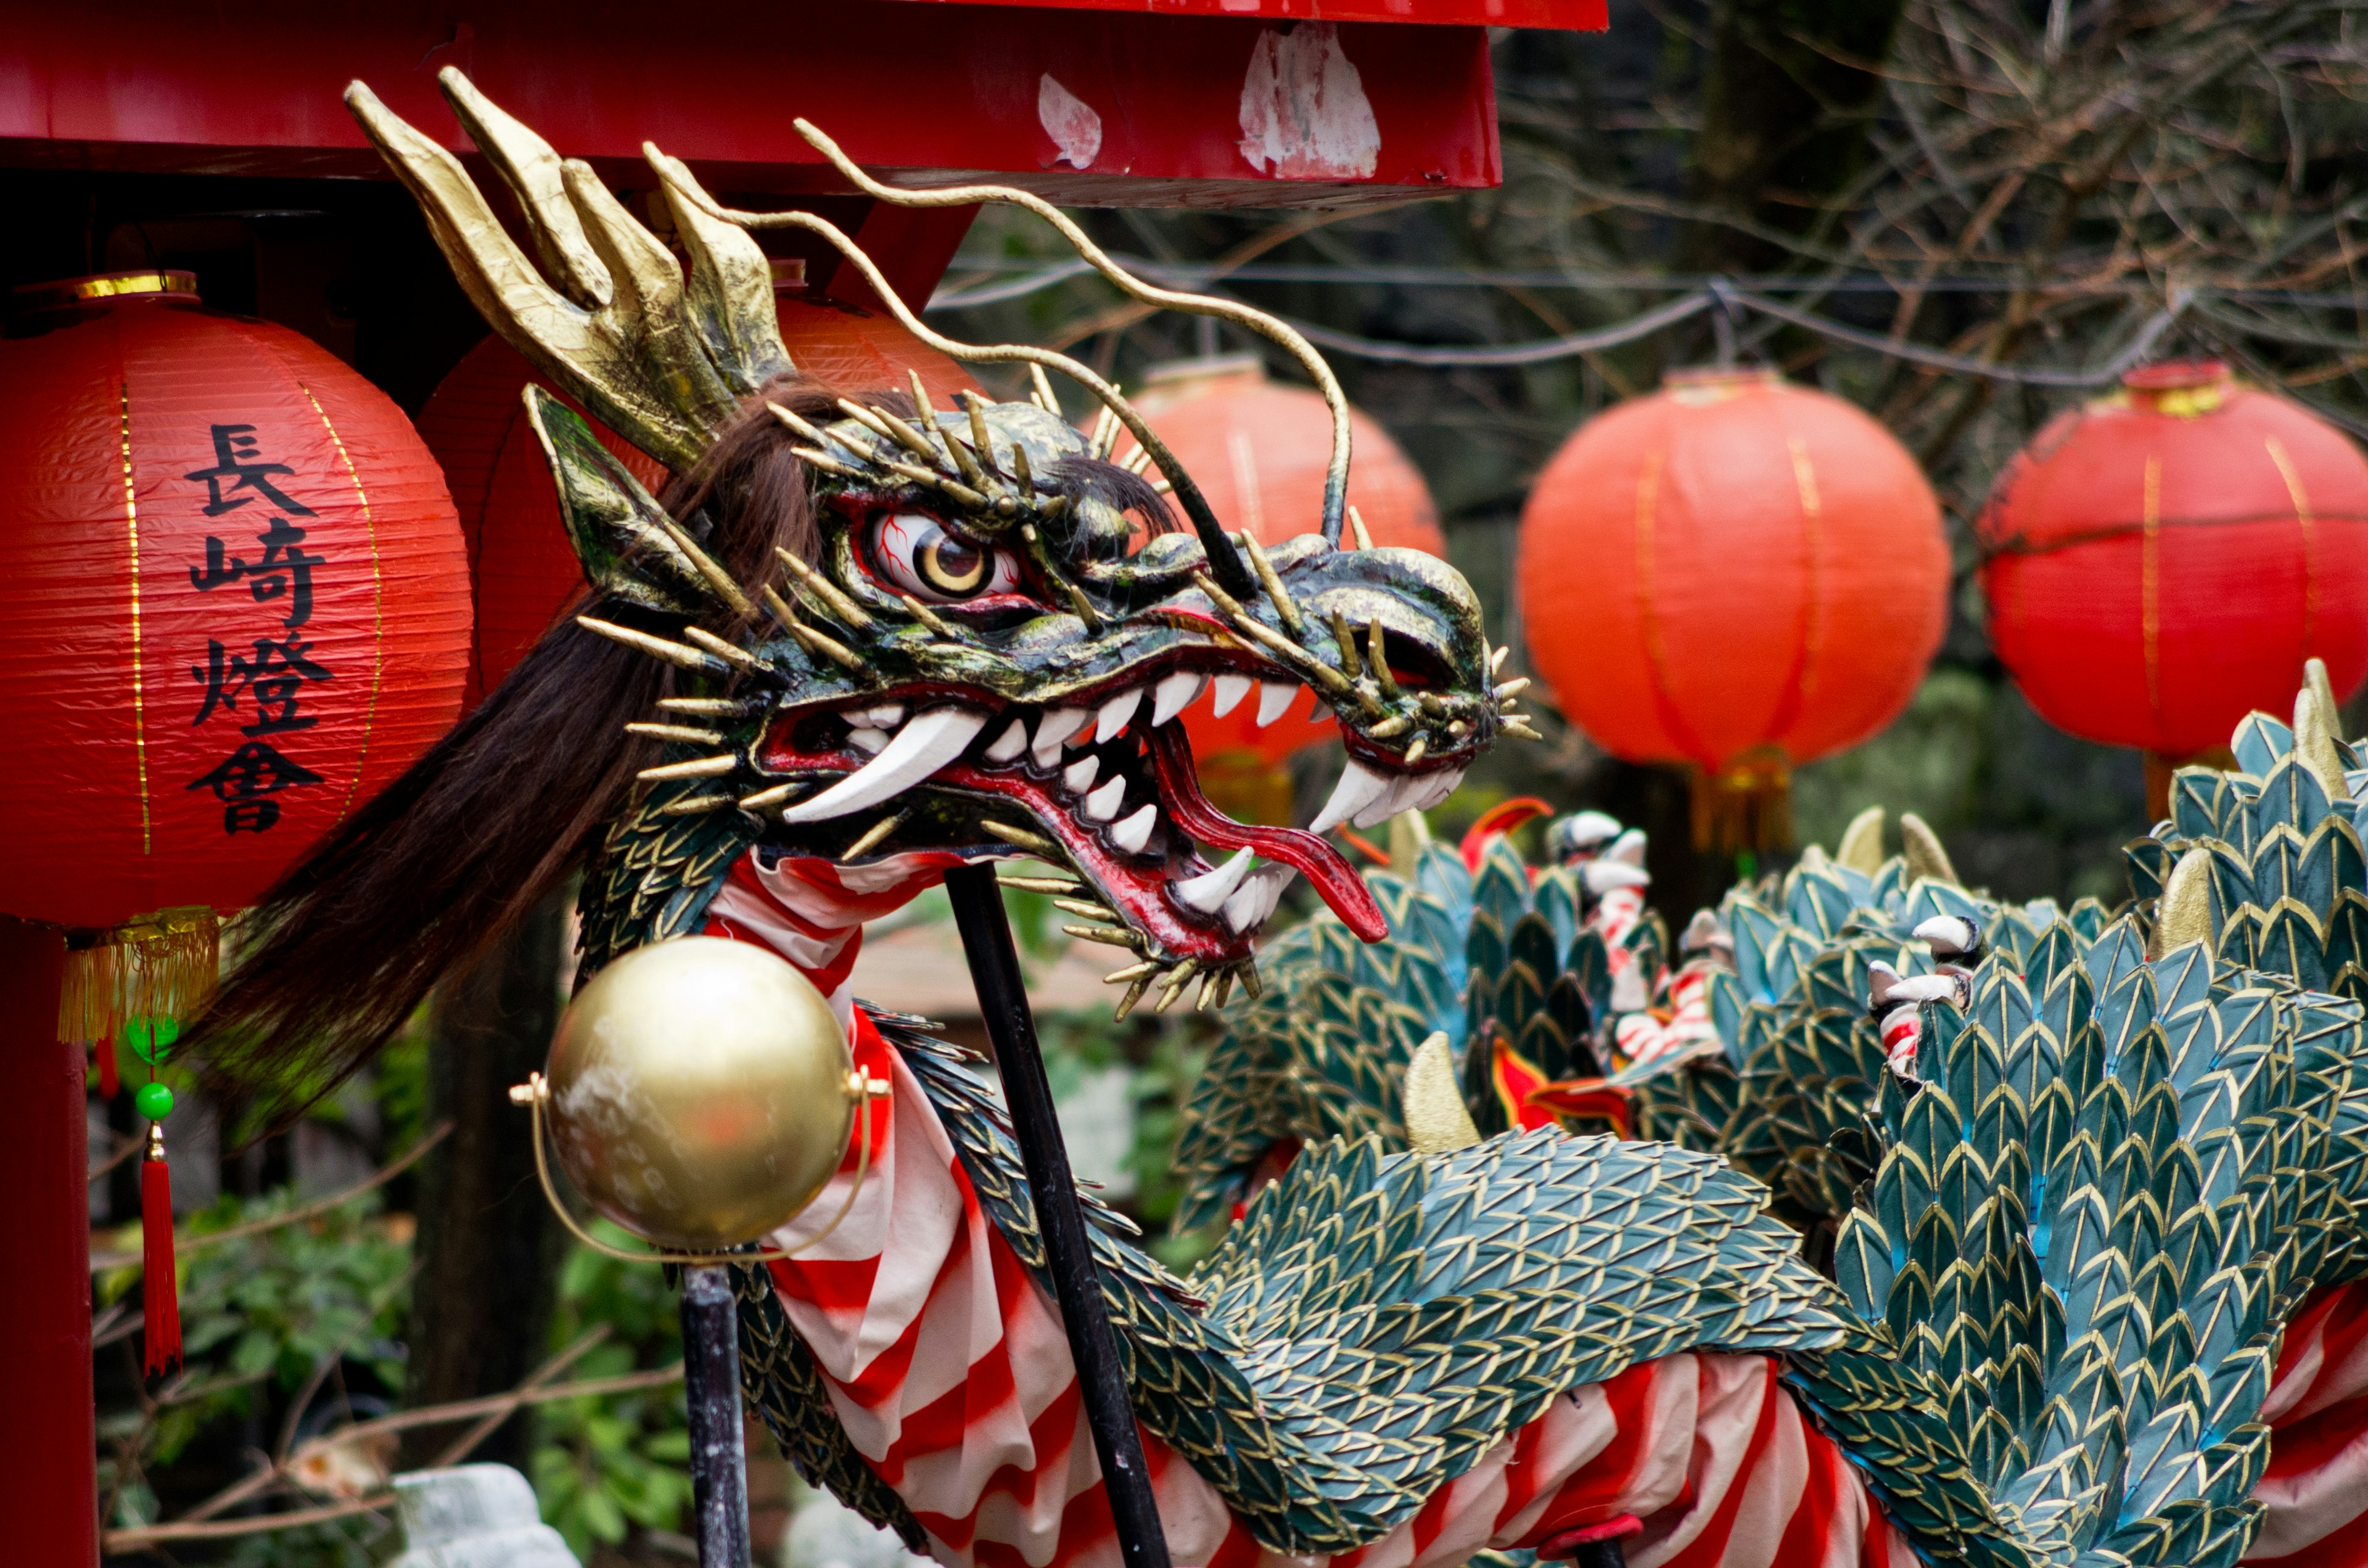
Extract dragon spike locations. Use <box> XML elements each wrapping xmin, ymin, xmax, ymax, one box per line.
<box><xmin>839</xmin><ymin>810</ymin><xmax>908</xmax><ymax>862</ymax></box>
<box><xmin>773</xmin><ymin>547</ymin><xmax>876</xmax><ymax>630</ymax></box>
<box><xmin>784</xmin><ymin>117</ymin><xmax>1353</xmax><ymax>544</ymax></box>
<box><xmin>575</xmin><ymin>615</ymin><xmax>724</xmax><ymax>672</ymax></box>
<box><xmin>638</xmin><ymin>754</ymin><xmax>740</xmax><ymax>782</ymax></box>
<box><xmin>897</xmin><ymin>594</ymin><xmax>961</xmax><ymax>640</ymax></box>
<box><xmin>1008</xmin><ymin>440</ymin><xmax>1035</xmax><ymax>491</ymax></box>
<box><xmin>626</xmin><ymin>721</ymin><xmax>724</xmax><ymax>745</ymax></box>
<box><xmin>641</xmin><ymin>182</ymin><xmax>1260</xmax><ymax>599</ymax></box>
<box><xmin>1112</xmin><ymin>975</ymin><xmax>1151</xmax><ymax>1023</ymax></box>
<box><xmin>739</xmin><ymin>781</ymin><xmax>797</xmax><ymax>810</ymax></box>
<box><xmin>1242</xmin><ymin>532</ymin><xmax>1302</xmax><ymax>634</ymax></box>
<box><xmin>768</xmin><ymin>401</ymin><xmax>834</xmax><ymax>446</ymax></box>
<box><xmin>1330</xmin><ymin>612</ymin><xmax>1365</xmax><ymax>680</ymax></box>
<box><xmin>2152</xmin><ymin>846</ymin><xmax>2217</xmax><ymax>958</ymax></box>
<box><xmin>1367</xmin><ymin>619</ymin><xmax>1400</xmax><ymax>700</ymax></box>
<box><xmin>881</xmin><ymin>458</ymin><xmax>990</xmax><ymax>511</ymax></box>
<box><xmin>1899</xmin><ymin>812</ymin><xmax>1960</xmax><ymax>887</ymax></box>
<box><xmin>1405</xmin><ymin>1032</ymin><xmax>1481</xmax><ymax>1154</ymax></box>
<box><xmin>657</xmin><ymin>517</ymin><xmax>757</xmax><ymax>618</ymax></box>
<box><xmin>2294</xmin><ymin>672</ymin><xmax>2349</xmax><ymax>800</ymax></box>
<box><xmin>681</xmin><ymin>625</ymin><xmax>763</xmax><ymax>673</ymax></box>
<box><xmin>866</xmin><ymin>401</ymin><xmax>943</xmax><ymax>462</ymax></box>
<box><xmin>961</xmin><ymin>391</ymin><xmax>998</xmax><ymax>472</ymax></box>
<box><xmin>1347</xmin><ymin>506</ymin><xmax>1374</xmax><ymax>551</ymax></box>
<box><xmin>1027</xmin><ymin>364</ymin><xmax>1059</xmax><ymax>413</ymax></box>
<box><xmin>1088</xmin><ymin>404</ymin><xmax>1120</xmax><ymax>461</ymax></box>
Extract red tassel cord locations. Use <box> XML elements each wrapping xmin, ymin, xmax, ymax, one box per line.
<box><xmin>94</xmin><ymin>1036</ymin><xmax>118</xmax><ymax>1099</ymax></box>
<box><xmin>141</xmin><ymin>1125</ymin><xmax>182</xmax><ymax>1378</ymax></box>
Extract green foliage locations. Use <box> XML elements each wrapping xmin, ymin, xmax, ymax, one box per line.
<box><xmin>530</xmin><ymin>1222</ymin><xmax>695</xmax><ymax>1559</ymax></box>
<box><xmin>93</xmin><ymin>1181</ymin><xmax>411</xmax><ymax>1559</ymax></box>
<box><xmin>1035</xmin><ymin>1008</ymin><xmax>1215</xmax><ymax>1271</ymax></box>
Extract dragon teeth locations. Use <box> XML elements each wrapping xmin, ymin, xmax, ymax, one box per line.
<box><xmin>1223</xmin><ymin>864</ymin><xmax>1296</xmax><ymax>934</ymax></box>
<box><xmin>1307</xmin><ymin>757</ymin><xmax>1391</xmax><ymax>834</ymax></box>
<box><xmin>1083</xmin><ymin>774</ymin><xmax>1127</xmax><ymax>822</ymax></box>
<box><xmin>780</xmin><ymin>705</ymin><xmax>989</xmax><ymax>824</ymax></box>
<box><xmin>984</xmin><ymin>719</ymin><xmax>1027</xmax><ymax>763</ymax></box>
<box><xmin>1209</xmin><ymin>674</ymin><xmax>1252</xmax><ymax>718</ymax></box>
<box><xmin>1110</xmin><ymin>804</ymin><xmax>1158</xmax><ymax>855</ymax></box>
<box><xmin>1171</xmin><ymin>848</ymin><xmax>1255</xmax><ymax>914</ymax></box>
<box><xmin>1360</xmin><ymin>773</ymin><xmax>1428</xmax><ymax>829</ymax></box>
<box><xmin>847</xmin><ymin>727</ymin><xmax>891</xmax><ymax>756</ymax></box>
<box><xmin>1254</xmin><ymin>680</ymin><xmax>1299</xmax><ymax>728</ymax></box>
<box><xmin>1032</xmin><ymin>706</ymin><xmax>1092</xmax><ymax>766</ymax></box>
<box><xmin>1151</xmin><ymin>671</ymin><xmax>1209</xmax><ymax>726</ymax></box>
<box><xmin>1095</xmin><ymin>688</ymin><xmax>1143</xmax><ymax>742</ymax></box>
<box><xmin>1064</xmin><ymin>754</ymin><xmax>1101</xmax><ymax>794</ymax></box>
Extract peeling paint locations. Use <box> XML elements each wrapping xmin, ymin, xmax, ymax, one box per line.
<box><xmin>1037</xmin><ymin>73</ymin><xmax>1103</xmax><ymax>171</ymax></box>
<box><xmin>1236</xmin><ymin>23</ymin><xmax>1381</xmax><ymax>181</ymax></box>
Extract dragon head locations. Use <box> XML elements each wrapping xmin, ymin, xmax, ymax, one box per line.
<box><xmin>294</xmin><ymin>72</ymin><xmax>1529</xmax><ymax>1031</ymax></box>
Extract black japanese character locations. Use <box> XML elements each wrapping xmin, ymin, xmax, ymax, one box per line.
<box><xmin>187</xmin><ymin>741</ymin><xmax>324</xmax><ymax>834</ymax></box>
<box><xmin>191</xmin><ymin>636</ymin><xmax>332</xmax><ymax>735</ymax></box>
<box><xmin>190</xmin><ymin>515</ymin><xmax>324</xmax><ymax>629</ymax></box>
<box><xmin>184</xmin><ymin>425</ymin><xmax>314</xmax><ymax>518</ymax></box>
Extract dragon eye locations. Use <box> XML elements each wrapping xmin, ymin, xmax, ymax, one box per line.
<box><xmin>868</xmin><ymin>511</ymin><xmax>1021</xmax><ymax>604</ymax></box>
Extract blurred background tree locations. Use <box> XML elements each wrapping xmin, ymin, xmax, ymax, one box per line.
<box><xmin>933</xmin><ymin>0</ymin><xmax>2368</xmax><ymax>913</ymax></box>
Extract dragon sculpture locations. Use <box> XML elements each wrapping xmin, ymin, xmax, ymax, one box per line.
<box><xmin>181</xmin><ymin>68</ymin><xmax>2368</xmax><ymax>1568</ymax></box>
<box><xmin>1175</xmin><ymin>680</ymin><xmax>2368</xmax><ymax>1565</ymax></box>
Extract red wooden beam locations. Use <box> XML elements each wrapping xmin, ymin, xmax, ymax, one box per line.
<box><xmin>0</xmin><ymin>1</ymin><xmax>1510</xmax><ymax>208</ymax></box>
<box><xmin>0</xmin><ymin>924</ymin><xmax>92</xmax><ymax>1568</ymax></box>
<box><xmin>894</xmin><ymin>0</ymin><xmax>1606</xmax><ymax>26</ymax></box>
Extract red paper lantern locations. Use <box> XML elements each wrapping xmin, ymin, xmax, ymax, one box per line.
<box><xmin>1978</xmin><ymin>361</ymin><xmax>2368</xmax><ymax>762</ymax></box>
<box><xmin>0</xmin><ymin>272</ymin><xmax>471</xmax><ymax>934</ymax></box>
<box><xmin>1116</xmin><ymin>356</ymin><xmax>1444</xmax><ymax>821</ymax></box>
<box><xmin>421</xmin><ymin>295</ymin><xmax>979</xmax><ymax>702</ymax></box>
<box><xmin>1516</xmin><ymin>367</ymin><xmax>1948</xmax><ymax>848</ymax></box>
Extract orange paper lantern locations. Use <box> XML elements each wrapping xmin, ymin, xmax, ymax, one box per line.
<box><xmin>1116</xmin><ymin>355</ymin><xmax>1444</xmax><ymax>820</ymax></box>
<box><xmin>421</xmin><ymin>295</ymin><xmax>979</xmax><ymax>704</ymax></box>
<box><xmin>1516</xmin><ymin>367</ymin><xmax>1948</xmax><ymax>848</ymax></box>
<box><xmin>0</xmin><ymin>273</ymin><xmax>471</xmax><ymax>932</ymax></box>
<box><xmin>1978</xmin><ymin>361</ymin><xmax>2368</xmax><ymax>764</ymax></box>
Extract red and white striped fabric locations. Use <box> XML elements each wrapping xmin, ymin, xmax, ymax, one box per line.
<box><xmin>1613</xmin><ymin>959</ymin><xmax>1721</xmax><ymax>1072</ymax></box>
<box><xmin>702</xmin><ymin>850</ymin><xmax>968</xmax><ymax>1030</ymax></box>
<box><xmin>728</xmin><ymin>851</ymin><xmax>1914</xmax><ymax>1568</ymax></box>
<box><xmin>2247</xmin><ymin>1281</ymin><xmax>2368</xmax><ymax>1564</ymax></box>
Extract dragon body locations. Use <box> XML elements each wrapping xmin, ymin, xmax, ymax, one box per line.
<box><xmin>181</xmin><ymin>70</ymin><xmax>2368</xmax><ymax>1568</ymax></box>
<box><xmin>1175</xmin><ymin>697</ymin><xmax>2368</xmax><ymax>1565</ymax></box>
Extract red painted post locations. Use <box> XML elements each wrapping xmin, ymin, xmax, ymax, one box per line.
<box><xmin>0</xmin><ymin>920</ymin><xmax>95</xmax><ymax>1567</ymax></box>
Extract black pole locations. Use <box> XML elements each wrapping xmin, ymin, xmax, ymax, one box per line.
<box><xmin>680</xmin><ymin>1263</ymin><xmax>752</xmax><ymax>1568</ymax></box>
<box><xmin>944</xmin><ymin>863</ymin><xmax>1174</xmax><ymax>1568</ymax></box>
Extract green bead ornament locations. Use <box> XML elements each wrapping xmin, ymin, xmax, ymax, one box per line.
<box><xmin>123</xmin><ymin>1016</ymin><xmax>180</xmax><ymax>1066</ymax></box>
<box><xmin>134</xmin><ymin>1082</ymin><xmax>175</xmax><ymax>1122</ymax></box>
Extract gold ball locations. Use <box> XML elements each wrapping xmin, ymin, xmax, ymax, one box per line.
<box><xmin>544</xmin><ymin>936</ymin><xmax>853</xmax><ymax>1250</ymax></box>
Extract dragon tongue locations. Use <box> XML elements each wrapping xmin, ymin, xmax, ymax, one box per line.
<box><xmin>1146</xmin><ymin>726</ymin><xmax>1386</xmax><ymax>942</ymax></box>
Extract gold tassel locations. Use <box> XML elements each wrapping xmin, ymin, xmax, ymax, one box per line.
<box><xmin>57</xmin><ymin>906</ymin><xmax>222</xmax><ymax>1046</ymax></box>
<box><xmin>1687</xmin><ymin>750</ymin><xmax>1793</xmax><ymax>855</ymax></box>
